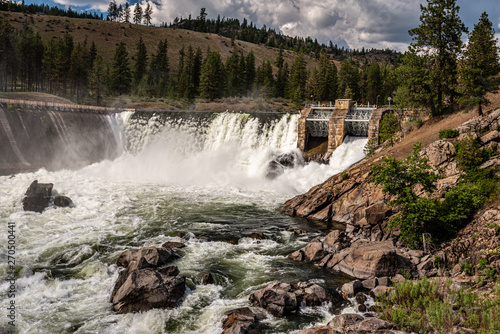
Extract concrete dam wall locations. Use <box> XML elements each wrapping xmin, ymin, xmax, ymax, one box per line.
<box><xmin>0</xmin><ymin>100</ymin><xmax>121</xmax><ymax>176</ymax></box>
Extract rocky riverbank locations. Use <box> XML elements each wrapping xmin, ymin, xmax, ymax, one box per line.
<box><xmin>282</xmin><ymin>109</ymin><xmax>500</xmax><ymax>333</ymax></box>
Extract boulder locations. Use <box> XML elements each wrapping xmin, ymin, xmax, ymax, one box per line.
<box><xmin>249</xmin><ymin>282</ymin><xmax>331</xmax><ymax>317</ymax></box>
<box><xmin>22</xmin><ymin>180</ymin><xmax>53</xmax><ymax>213</ymax></box>
<box><xmin>266</xmin><ymin>151</ymin><xmax>304</xmax><ymax>179</ymax></box>
<box><xmin>303</xmin><ymin>238</ymin><xmax>325</xmax><ymax>262</ymax></box>
<box><xmin>53</xmin><ymin>195</ymin><xmax>73</xmax><ymax>208</ymax></box>
<box><xmin>111</xmin><ymin>267</ymin><xmax>185</xmax><ymax>314</ymax></box>
<box><xmin>328</xmin><ymin>313</ymin><xmax>364</xmax><ymax>328</ymax></box>
<box><xmin>201</xmin><ymin>272</ymin><xmax>216</xmax><ymax>285</ymax></box>
<box><xmin>341</xmin><ymin>280</ymin><xmax>363</xmax><ymax>299</ymax></box>
<box><xmin>248</xmin><ymin>232</ymin><xmax>265</xmax><ymax>240</ymax></box>
<box><xmin>326</xmin><ymin>240</ymin><xmax>399</xmax><ymax>279</ymax></box>
<box><xmin>323</xmin><ymin>231</ymin><xmax>350</xmax><ymax>253</ymax></box>
<box><xmin>297</xmin><ymin>327</ymin><xmax>342</xmax><ymax>334</ymax></box>
<box><xmin>116</xmin><ymin>247</ymin><xmax>180</xmax><ymax>271</ymax></box>
<box><xmin>161</xmin><ymin>241</ymin><xmax>186</xmax><ymax>249</ymax></box>
<box><xmin>222</xmin><ymin>307</ymin><xmax>258</xmax><ymax>334</ymax></box>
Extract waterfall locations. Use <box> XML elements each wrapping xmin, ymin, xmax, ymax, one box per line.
<box><xmin>91</xmin><ymin>111</ymin><xmax>367</xmax><ymax>196</ymax></box>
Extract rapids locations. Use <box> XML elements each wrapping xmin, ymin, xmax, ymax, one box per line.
<box><xmin>0</xmin><ymin>112</ymin><xmax>368</xmax><ymax>333</ymax></box>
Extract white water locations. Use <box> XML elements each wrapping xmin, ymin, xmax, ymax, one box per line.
<box><xmin>0</xmin><ymin>112</ymin><xmax>367</xmax><ymax>334</ymax></box>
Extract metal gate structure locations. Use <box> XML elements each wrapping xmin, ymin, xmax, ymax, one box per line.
<box><xmin>344</xmin><ymin>107</ymin><xmax>374</xmax><ymax>137</ymax></box>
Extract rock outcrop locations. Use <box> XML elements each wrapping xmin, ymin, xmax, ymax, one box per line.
<box><xmin>22</xmin><ymin>180</ymin><xmax>74</xmax><ymax>212</ymax></box>
<box><xmin>249</xmin><ymin>282</ymin><xmax>331</xmax><ymax>317</ymax></box>
<box><xmin>22</xmin><ymin>180</ymin><xmax>53</xmax><ymax>213</ymax></box>
<box><xmin>110</xmin><ymin>246</ymin><xmax>185</xmax><ymax>314</ymax></box>
<box><xmin>266</xmin><ymin>151</ymin><xmax>304</xmax><ymax>179</ymax></box>
<box><xmin>222</xmin><ymin>307</ymin><xmax>258</xmax><ymax>334</ymax></box>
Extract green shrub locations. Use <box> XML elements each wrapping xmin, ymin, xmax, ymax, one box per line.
<box><xmin>485</xmin><ymin>267</ymin><xmax>497</xmax><ymax>281</ymax></box>
<box><xmin>496</xmin><ymin>124</ymin><xmax>500</xmax><ymax>131</ymax></box>
<box><xmin>341</xmin><ymin>172</ymin><xmax>349</xmax><ymax>180</ymax></box>
<box><xmin>460</xmin><ymin>261</ymin><xmax>474</xmax><ymax>276</ymax></box>
<box><xmin>478</xmin><ymin>258</ymin><xmax>488</xmax><ymax>270</ymax></box>
<box><xmin>439</xmin><ymin>129</ymin><xmax>459</xmax><ymax>139</ymax></box>
<box><xmin>379</xmin><ymin>111</ymin><xmax>400</xmax><ymax>145</ymax></box>
<box><xmin>363</xmin><ymin>138</ymin><xmax>378</xmax><ymax>157</ymax></box>
<box><xmin>454</xmin><ymin>133</ymin><xmax>487</xmax><ymax>170</ymax></box>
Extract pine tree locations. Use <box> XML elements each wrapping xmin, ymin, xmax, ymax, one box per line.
<box><xmin>408</xmin><ymin>0</ymin><xmax>467</xmax><ymax>116</ymax></box>
<box><xmin>107</xmin><ymin>0</ymin><xmax>118</xmax><ymax>22</ymax></box>
<box><xmin>133</xmin><ymin>36</ymin><xmax>148</xmax><ymax>89</ymax></box>
<box><xmin>458</xmin><ymin>12</ymin><xmax>500</xmax><ymax>115</ymax></box>
<box><xmin>288</xmin><ymin>53</ymin><xmax>307</xmax><ymax>104</ymax></box>
<box><xmin>68</xmin><ymin>42</ymin><xmax>89</xmax><ymax>101</ymax></box>
<box><xmin>337</xmin><ymin>60</ymin><xmax>359</xmax><ymax>101</ymax></box>
<box><xmin>200</xmin><ymin>51</ymin><xmax>225</xmax><ymax>100</ymax></box>
<box><xmin>225</xmin><ymin>51</ymin><xmax>243</xmax><ymax>96</ymax></box>
<box><xmin>245</xmin><ymin>51</ymin><xmax>256</xmax><ymax>92</ymax></box>
<box><xmin>146</xmin><ymin>39</ymin><xmax>169</xmax><ymax>97</ymax></box>
<box><xmin>110</xmin><ymin>42</ymin><xmax>131</xmax><ymax>95</ymax></box>
<box><xmin>133</xmin><ymin>3</ymin><xmax>142</xmax><ymax>25</ymax></box>
<box><xmin>123</xmin><ymin>2</ymin><xmax>131</xmax><ymax>23</ymax></box>
<box><xmin>365</xmin><ymin>62</ymin><xmax>382</xmax><ymax>105</ymax></box>
<box><xmin>143</xmin><ymin>3</ymin><xmax>152</xmax><ymax>26</ymax></box>
<box><xmin>89</xmin><ymin>55</ymin><xmax>106</xmax><ymax>105</ymax></box>
<box><xmin>274</xmin><ymin>48</ymin><xmax>288</xmax><ymax>98</ymax></box>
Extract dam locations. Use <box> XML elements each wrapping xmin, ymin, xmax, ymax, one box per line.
<box><xmin>297</xmin><ymin>99</ymin><xmax>388</xmax><ymax>162</ymax></box>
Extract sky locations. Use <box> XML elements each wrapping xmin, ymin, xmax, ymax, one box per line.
<box><xmin>21</xmin><ymin>0</ymin><xmax>500</xmax><ymax>51</ymax></box>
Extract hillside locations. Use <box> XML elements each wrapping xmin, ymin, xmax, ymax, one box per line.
<box><xmin>1</xmin><ymin>11</ymin><xmax>318</xmax><ymax>73</ymax></box>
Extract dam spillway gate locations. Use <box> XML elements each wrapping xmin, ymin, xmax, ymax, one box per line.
<box><xmin>298</xmin><ymin>99</ymin><xmax>387</xmax><ymax>162</ymax></box>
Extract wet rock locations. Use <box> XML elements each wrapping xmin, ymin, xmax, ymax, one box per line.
<box><xmin>266</xmin><ymin>151</ymin><xmax>304</xmax><ymax>179</ymax></box>
<box><xmin>355</xmin><ymin>292</ymin><xmax>367</xmax><ymax>304</ymax></box>
<box><xmin>341</xmin><ymin>280</ymin><xmax>362</xmax><ymax>299</ymax></box>
<box><xmin>53</xmin><ymin>195</ymin><xmax>73</xmax><ymax>208</ymax></box>
<box><xmin>288</xmin><ymin>249</ymin><xmax>305</xmax><ymax>262</ymax></box>
<box><xmin>248</xmin><ymin>232</ymin><xmax>265</xmax><ymax>240</ymax></box>
<box><xmin>116</xmin><ymin>247</ymin><xmax>180</xmax><ymax>272</ymax></box>
<box><xmin>222</xmin><ymin>307</ymin><xmax>258</xmax><ymax>334</ymax></box>
<box><xmin>297</xmin><ymin>327</ymin><xmax>342</xmax><ymax>334</ymax></box>
<box><xmin>161</xmin><ymin>241</ymin><xmax>186</xmax><ymax>249</ymax></box>
<box><xmin>249</xmin><ymin>282</ymin><xmax>330</xmax><ymax>317</ymax></box>
<box><xmin>303</xmin><ymin>238</ymin><xmax>325</xmax><ymax>262</ymax></box>
<box><xmin>201</xmin><ymin>272</ymin><xmax>216</xmax><ymax>285</ymax></box>
<box><xmin>22</xmin><ymin>180</ymin><xmax>53</xmax><ymax>213</ymax></box>
<box><xmin>111</xmin><ymin>267</ymin><xmax>185</xmax><ymax>314</ymax></box>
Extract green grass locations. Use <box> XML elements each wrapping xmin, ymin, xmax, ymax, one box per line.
<box><xmin>377</xmin><ymin>277</ymin><xmax>500</xmax><ymax>333</ymax></box>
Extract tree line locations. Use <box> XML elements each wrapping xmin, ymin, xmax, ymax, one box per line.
<box><xmin>0</xmin><ymin>18</ymin><xmax>398</xmax><ymax>106</ymax></box>
<box><xmin>0</xmin><ymin>0</ymin><xmax>103</xmax><ymax>20</ymax></box>
<box><xmin>166</xmin><ymin>8</ymin><xmax>399</xmax><ymax>61</ymax></box>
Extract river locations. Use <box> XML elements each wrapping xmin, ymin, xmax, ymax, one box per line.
<box><xmin>0</xmin><ymin>112</ymin><xmax>367</xmax><ymax>333</ymax></box>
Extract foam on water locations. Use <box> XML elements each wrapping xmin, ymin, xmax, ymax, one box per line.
<box><xmin>0</xmin><ymin>111</ymin><xmax>366</xmax><ymax>333</ymax></box>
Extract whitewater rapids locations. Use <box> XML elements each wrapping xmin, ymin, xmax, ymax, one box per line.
<box><xmin>0</xmin><ymin>112</ymin><xmax>367</xmax><ymax>333</ymax></box>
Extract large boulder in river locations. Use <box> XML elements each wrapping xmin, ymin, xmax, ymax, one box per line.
<box><xmin>111</xmin><ymin>266</ymin><xmax>186</xmax><ymax>314</ymax></box>
<box><xmin>110</xmin><ymin>246</ymin><xmax>185</xmax><ymax>314</ymax></box>
<box><xmin>325</xmin><ymin>240</ymin><xmax>398</xmax><ymax>279</ymax></box>
<box><xmin>116</xmin><ymin>247</ymin><xmax>180</xmax><ymax>271</ymax></box>
<box><xmin>22</xmin><ymin>180</ymin><xmax>53</xmax><ymax>213</ymax></box>
<box><xmin>266</xmin><ymin>151</ymin><xmax>304</xmax><ymax>179</ymax></box>
<box><xmin>249</xmin><ymin>282</ymin><xmax>331</xmax><ymax>317</ymax></box>
<box><xmin>222</xmin><ymin>307</ymin><xmax>258</xmax><ymax>334</ymax></box>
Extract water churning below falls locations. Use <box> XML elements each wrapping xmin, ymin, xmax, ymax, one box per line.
<box><xmin>0</xmin><ymin>112</ymin><xmax>368</xmax><ymax>333</ymax></box>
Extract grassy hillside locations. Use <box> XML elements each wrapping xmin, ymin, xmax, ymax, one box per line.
<box><xmin>1</xmin><ymin>11</ymin><xmax>319</xmax><ymax>74</ymax></box>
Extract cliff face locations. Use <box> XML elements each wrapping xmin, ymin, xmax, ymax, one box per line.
<box><xmin>282</xmin><ymin>109</ymin><xmax>500</xmax><ymax>234</ymax></box>
<box><xmin>0</xmin><ymin>105</ymin><xmax>120</xmax><ymax>175</ymax></box>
